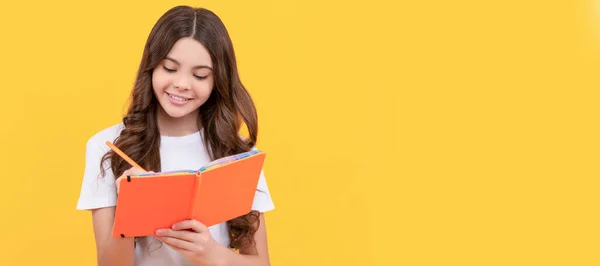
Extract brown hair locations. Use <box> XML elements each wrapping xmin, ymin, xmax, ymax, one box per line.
<box><xmin>100</xmin><ymin>5</ymin><xmax>260</xmax><ymax>253</ymax></box>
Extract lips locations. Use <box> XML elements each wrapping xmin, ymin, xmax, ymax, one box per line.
<box><xmin>166</xmin><ymin>92</ymin><xmax>192</xmax><ymax>102</ymax></box>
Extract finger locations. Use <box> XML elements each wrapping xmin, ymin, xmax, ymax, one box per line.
<box><xmin>160</xmin><ymin>240</ymin><xmax>196</xmax><ymax>258</ymax></box>
<box><xmin>116</xmin><ymin>169</ymin><xmax>135</xmax><ymax>184</ymax></box>
<box><xmin>116</xmin><ymin>167</ymin><xmax>151</xmax><ymax>193</ymax></box>
<box><xmin>119</xmin><ymin>168</ymin><xmax>149</xmax><ymax>181</ymax></box>
<box><xmin>155</xmin><ymin>228</ymin><xmax>196</xmax><ymax>242</ymax></box>
<box><xmin>172</xmin><ymin>220</ymin><xmax>208</xmax><ymax>233</ymax></box>
<box><xmin>128</xmin><ymin>167</ymin><xmax>148</xmax><ymax>176</ymax></box>
<box><xmin>155</xmin><ymin>236</ymin><xmax>196</xmax><ymax>252</ymax></box>
<box><xmin>122</xmin><ymin>168</ymin><xmax>133</xmax><ymax>176</ymax></box>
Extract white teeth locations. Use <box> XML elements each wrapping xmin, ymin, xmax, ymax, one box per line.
<box><xmin>168</xmin><ymin>93</ymin><xmax>188</xmax><ymax>102</ymax></box>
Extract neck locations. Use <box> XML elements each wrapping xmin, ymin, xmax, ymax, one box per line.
<box><xmin>156</xmin><ymin>106</ymin><xmax>201</xmax><ymax>137</ymax></box>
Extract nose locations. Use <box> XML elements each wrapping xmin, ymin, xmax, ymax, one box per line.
<box><xmin>173</xmin><ymin>75</ymin><xmax>191</xmax><ymax>90</ymax></box>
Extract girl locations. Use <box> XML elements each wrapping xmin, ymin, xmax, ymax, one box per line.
<box><xmin>76</xmin><ymin>5</ymin><xmax>275</xmax><ymax>266</ymax></box>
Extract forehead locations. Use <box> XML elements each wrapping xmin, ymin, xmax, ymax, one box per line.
<box><xmin>166</xmin><ymin>37</ymin><xmax>212</xmax><ymax>67</ymax></box>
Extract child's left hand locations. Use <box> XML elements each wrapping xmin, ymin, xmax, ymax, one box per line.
<box><xmin>155</xmin><ymin>220</ymin><xmax>229</xmax><ymax>266</ymax></box>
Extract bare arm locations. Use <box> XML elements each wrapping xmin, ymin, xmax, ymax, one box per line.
<box><xmin>91</xmin><ymin>167</ymin><xmax>148</xmax><ymax>266</ymax></box>
<box><xmin>92</xmin><ymin>207</ymin><xmax>135</xmax><ymax>266</ymax></box>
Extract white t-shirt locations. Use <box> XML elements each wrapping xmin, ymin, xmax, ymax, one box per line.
<box><xmin>76</xmin><ymin>123</ymin><xmax>275</xmax><ymax>266</ymax></box>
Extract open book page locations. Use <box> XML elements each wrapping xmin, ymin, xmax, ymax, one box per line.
<box><xmin>132</xmin><ymin>149</ymin><xmax>263</xmax><ymax>177</ymax></box>
<box><xmin>199</xmin><ymin>149</ymin><xmax>262</xmax><ymax>172</ymax></box>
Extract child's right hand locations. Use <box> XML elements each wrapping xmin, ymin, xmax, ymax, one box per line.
<box><xmin>115</xmin><ymin>167</ymin><xmax>154</xmax><ymax>194</ymax></box>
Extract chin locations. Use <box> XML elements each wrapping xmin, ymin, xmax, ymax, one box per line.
<box><xmin>163</xmin><ymin>108</ymin><xmax>194</xmax><ymax>119</ymax></box>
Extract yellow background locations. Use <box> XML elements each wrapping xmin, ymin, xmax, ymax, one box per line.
<box><xmin>0</xmin><ymin>0</ymin><xmax>599</xmax><ymax>265</ymax></box>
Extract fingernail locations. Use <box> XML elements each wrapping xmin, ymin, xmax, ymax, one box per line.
<box><xmin>155</xmin><ymin>229</ymin><xmax>166</xmax><ymax>236</ymax></box>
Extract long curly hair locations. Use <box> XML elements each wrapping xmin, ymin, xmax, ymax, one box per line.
<box><xmin>99</xmin><ymin>5</ymin><xmax>261</xmax><ymax>252</ymax></box>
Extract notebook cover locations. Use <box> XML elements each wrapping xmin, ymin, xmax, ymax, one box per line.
<box><xmin>112</xmin><ymin>173</ymin><xmax>198</xmax><ymax>238</ymax></box>
<box><xmin>112</xmin><ymin>152</ymin><xmax>266</xmax><ymax>238</ymax></box>
<box><xmin>192</xmin><ymin>152</ymin><xmax>266</xmax><ymax>226</ymax></box>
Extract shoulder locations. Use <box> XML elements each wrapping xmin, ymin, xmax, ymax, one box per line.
<box><xmin>77</xmin><ymin>123</ymin><xmax>124</xmax><ymax>210</ymax></box>
<box><xmin>85</xmin><ymin>122</ymin><xmax>125</xmax><ymax>154</ymax></box>
<box><xmin>87</xmin><ymin>122</ymin><xmax>125</xmax><ymax>146</ymax></box>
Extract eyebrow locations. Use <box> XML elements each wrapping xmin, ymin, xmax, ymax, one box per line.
<box><xmin>165</xmin><ymin>57</ymin><xmax>213</xmax><ymax>70</ymax></box>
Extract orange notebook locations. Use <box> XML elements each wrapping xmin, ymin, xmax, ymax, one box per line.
<box><xmin>112</xmin><ymin>150</ymin><xmax>266</xmax><ymax>238</ymax></box>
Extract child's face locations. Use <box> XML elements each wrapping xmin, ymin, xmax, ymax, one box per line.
<box><xmin>152</xmin><ymin>37</ymin><xmax>214</xmax><ymax>120</ymax></box>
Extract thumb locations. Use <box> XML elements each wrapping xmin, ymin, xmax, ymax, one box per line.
<box><xmin>129</xmin><ymin>167</ymin><xmax>149</xmax><ymax>176</ymax></box>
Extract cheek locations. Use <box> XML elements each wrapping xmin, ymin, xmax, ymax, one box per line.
<box><xmin>152</xmin><ymin>72</ymin><xmax>170</xmax><ymax>92</ymax></box>
<box><xmin>193</xmin><ymin>79</ymin><xmax>214</xmax><ymax>99</ymax></box>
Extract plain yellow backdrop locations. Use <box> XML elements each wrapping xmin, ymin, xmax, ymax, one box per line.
<box><xmin>0</xmin><ymin>0</ymin><xmax>599</xmax><ymax>265</ymax></box>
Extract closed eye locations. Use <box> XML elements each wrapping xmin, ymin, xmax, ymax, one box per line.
<box><xmin>194</xmin><ymin>75</ymin><xmax>207</xmax><ymax>80</ymax></box>
<box><xmin>163</xmin><ymin>66</ymin><xmax>176</xmax><ymax>72</ymax></box>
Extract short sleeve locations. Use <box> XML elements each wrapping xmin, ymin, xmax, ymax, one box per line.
<box><xmin>250</xmin><ymin>146</ymin><xmax>275</xmax><ymax>213</ymax></box>
<box><xmin>251</xmin><ymin>170</ymin><xmax>275</xmax><ymax>212</ymax></box>
<box><xmin>76</xmin><ymin>135</ymin><xmax>118</xmax><ymax>210</ymax></box>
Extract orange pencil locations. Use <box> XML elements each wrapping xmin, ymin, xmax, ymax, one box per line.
<box><xmin>105</xmin><ymin>141</ymin><xmax>146</xmax><ymax>171</ymax></box>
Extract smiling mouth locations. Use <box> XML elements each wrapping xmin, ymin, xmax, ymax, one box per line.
<box><xmin>166</xmin><ymin>92</ymin><xmax>192</xmax><ymax>102</ymax></box>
